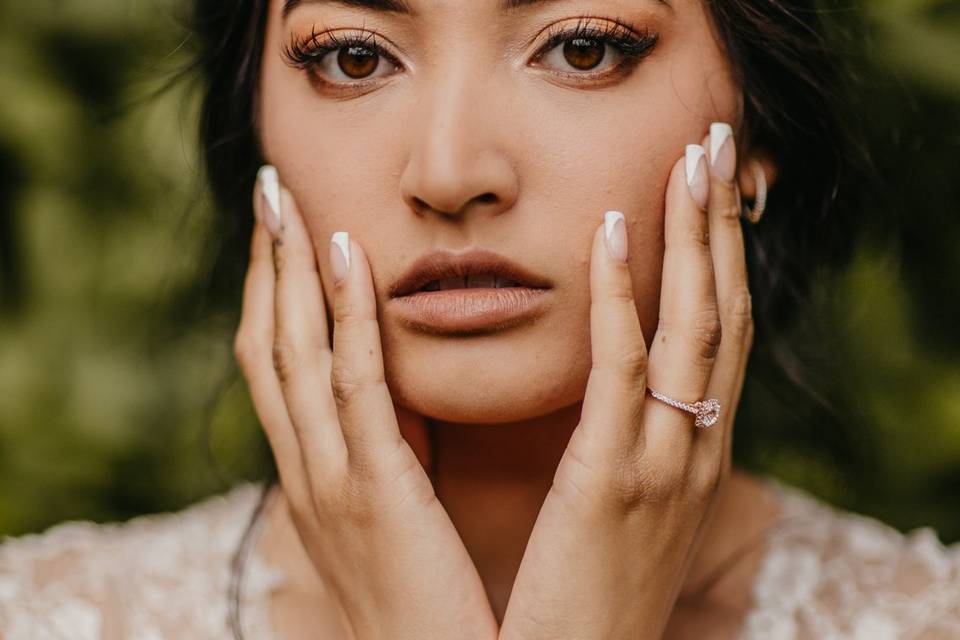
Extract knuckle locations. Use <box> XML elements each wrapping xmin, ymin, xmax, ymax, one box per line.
<box><xmin>727</xmin><ymin>288</ymin><xmax>753</xmax><ymax>319</ymax></box>
<box><xmin>606</xmin><ymin>273</ymin><xmax>636</xmax><ymax>304</ymax></box>
<box><xmin>271</xmin><ymin>338</ymin><xmax>301</xmax><ymax>385</ymax></box>
<box><xmin>334</xmin><ymin>299</ymin><xmax>364</xmax><ymax>327</ymax></box>
<box><xmin>234</xmin><ymin>329</ymin><xmax>268</xmax><ymax>374</ymax></box>
<box><xmin>684</xmin><ymin>224</ymin><xmax>711</xmax><ymax>248</ymax></box>
<box><xmin>689</xmin><ymin>308</ymin><xmax>723</xmax><ymax>361</ymax></box>
<box><xmin>330</xmin><ymin>363</ymin><xmax>380</xmax><ymax>408</ymax></box>
<box><xmin>714</xmin><ymin>203</ymin><xmax>742</xmax><ymax>222</ymax></box>
<box><xmin>615</xmin><ymin>345</ymin><xmax>649</xmax><ymax>380</ymax></box>
<box><xmin>330</xmin><ymin>344</ymin><xmax>387</xmax><ymax>408</ymax></box>
<box><xmin>721</xmin><ymin>289</ymin><xmax>754</xmax><ymax>341</ymax></box>
<box><xmin>330</xmin><ymin>370</ymin><xmax>363</xmax><ymax>407</ymax></box>
<box><xmin>233</xmin><ymin>330</ymin><xmax>252</xmax><ymax>369</ymax></box>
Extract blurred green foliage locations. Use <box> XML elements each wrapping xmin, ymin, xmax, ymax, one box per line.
<box><xmin>0</xmin><ymin>0</ymin><xmax>958</xmax><ymax>544</ymax></box>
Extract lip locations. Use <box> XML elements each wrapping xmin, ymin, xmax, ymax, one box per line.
<box><xmin>389</xmin><ymin>248</ymin><xmax>552</xmax><ymax>297</ymax></box>
<box><xmin>388</xmin><ymin>248</ymin><xmax>552</xmax><ymax>335</ymax></box>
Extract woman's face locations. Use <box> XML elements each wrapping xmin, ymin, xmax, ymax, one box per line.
<box><xmin>258</xmin><ymin>0</ymin><xmax>741</xmax><ymax>423</ymax></box>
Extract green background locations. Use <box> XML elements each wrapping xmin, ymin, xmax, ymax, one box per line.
<box><xmin>1</xmin><ymin>0</ymin><xmax>958</xmax><ymax>545</ymax></box>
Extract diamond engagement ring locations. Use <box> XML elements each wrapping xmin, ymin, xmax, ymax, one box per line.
<box><xmin>646</xmin><ymin>387</ymin><xmax>721</xmax><ymax>429</ymax></box>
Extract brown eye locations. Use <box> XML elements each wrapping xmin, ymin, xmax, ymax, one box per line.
<box><xmin>562</xmin><ymin>37</ymin><xmax>606</xmax><ymax>71</ymax></box>
<box><xmin>282</xmin><ymin>31</ymin><xmax>401</xmax><ymax>87</ymax></box>
<box><xmin>531</xmin><ymin>20</ymin><xmax>658</xmax><ymax>83</ymax></box>
<box><xmin>337</xmin><ymin>45</ymin><xmax>379</xmax><ymax>79</ymax></box>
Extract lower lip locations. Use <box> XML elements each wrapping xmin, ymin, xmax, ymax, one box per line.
<box><xmin>390</xmin><ymin>287</ymin><xmax>550</xmax><ymax>334</ymax></box>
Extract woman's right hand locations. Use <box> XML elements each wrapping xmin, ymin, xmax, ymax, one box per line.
<box><xmin>233</xmin><ymin>165</ymin><xmax>499</xmax><ymax>640</ymax></box>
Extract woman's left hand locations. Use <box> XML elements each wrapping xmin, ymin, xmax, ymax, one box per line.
<box><xmin>499</xmin><ymin>124</ymin><xmax>754</xmax><ymax>640</ymax></box>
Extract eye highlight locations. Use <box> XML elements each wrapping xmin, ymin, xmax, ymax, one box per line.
<box><xmin>531</xmin><ymin>17</ymin><xmax>658</xmax><ymax>85</ymax></box>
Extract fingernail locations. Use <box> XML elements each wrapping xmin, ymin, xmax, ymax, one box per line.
<box><xmin>330</xmin><ymin>231</ymin><xmax>351</xmax><ymax>283</ymax></box>
<box><xmin>685</xmin><ymin>144</ymin><xmax>709</xmax><ymax>210</ymax></box>
<box><xmin>257</xmin><ymin>165</ymin><xmax>282</xmax><ymax>238</ymax></box>
<box><xmin>709</xmin><ymin>122</ymin><xmax>736</xmax><ymax>183</ymax></box>
<box><xmin>603</xmin><ymin>210</ymin><xmax>628</xmax><ymax>262</ymax></box>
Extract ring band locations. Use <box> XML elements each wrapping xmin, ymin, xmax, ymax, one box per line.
<box><xmin>646</xmin><ymin>387</ymin><xmax>721</xmax><ymax>429</ymax></box>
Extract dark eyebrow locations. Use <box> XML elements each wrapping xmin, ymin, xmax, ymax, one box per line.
<box><xmin>283</xmin><ymin>0</ymin><xmax>413</xmax><ymax>17</ymax></box>
<box><xmin>497</xmin><ymin>0</ymin><xmax>671</xmax><ymax>9</ymax></box>
<box><xmin>282</xmin><ymin>0</ymin><xmax>669</xmax><ymax>19</ymax></box>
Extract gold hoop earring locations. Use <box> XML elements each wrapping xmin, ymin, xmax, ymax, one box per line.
<box><xmin>741</xmin><ymin>160</ymin><xmax>767</xmax><ymax>224</ymax></box>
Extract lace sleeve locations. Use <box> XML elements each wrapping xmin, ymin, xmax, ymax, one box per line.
<box><xmin>740</xmin><ymin>476</ymin><xmax>960</xmax><ymax>639</ymax></box>
<box><xmin>0</xmin><ymin>483</ymin><xmax>285</xmax><ymax>640</ymax></box>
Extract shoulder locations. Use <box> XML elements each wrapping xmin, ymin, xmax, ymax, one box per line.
<box><xmin>0</xmin><ymin>483</ymin><xmax>283</xmax><ymax>639</ymax></box>
<box><xmin>741</xmin><ymin>475</ymin><xmax>960</xmax><ymax>639</ymax></box>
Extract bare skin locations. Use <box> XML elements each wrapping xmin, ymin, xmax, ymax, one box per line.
<box><xmin>255</xmin><ymin>461</ymin><xmax>783</xmax><ymax>638</ymax></box>
<box><xmin>241</xmin><ymin>135</ymin><xmax>784</xmax><ymax>637</ymax></box>
<box><xmin>234</xmin><ymin>0</ymin><xmax>787</xmax><ymax>637</ymax></box>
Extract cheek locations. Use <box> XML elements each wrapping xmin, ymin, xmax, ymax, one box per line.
<box><xmin>258</xmin><ymin>67</ymin><xmax>404</xmax><ymax>290</ymax></box>
<box><xmin>524</xmin><ymin>24</ymin><xmax>738</xmax><ymax>339</ymax></box>
<box><xmin>259</xmin><ymin>103</ymin><xmax>393</xmax><ymax>221</ymax></box>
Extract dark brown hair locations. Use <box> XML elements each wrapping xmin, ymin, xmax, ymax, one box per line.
<box><xmin>185</xmin><ymin>0</ymin><xmax>872</xmax><ymax>634</ymax></box>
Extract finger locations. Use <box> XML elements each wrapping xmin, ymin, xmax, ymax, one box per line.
<box><xmin>723</xmin><ymin>325</ymin><xmax>753</xmax><ymax>467</ymax></box>
<box><xmin>694</xmin><ymin>123</ymin><xmax>754</xmax><ymax>476</ymax></box>
<box><xmin>645</xmin><ymin>144</ymin><xmax>720</xmax><ymax>462</ymax></box>
<box><xmin>234</xmin><ymin>182</ymin><xmax>308</xmax><ymax>504</ymax></box>
<box><xmin>579</xmin><ymin>211</ymin><xmax>649</xmax><ymax>459</ymax></box>
<box><xmin>266</xmin><ymin>165</ymin><xmax>348</xmax><ymax>476</ymax></box>
<box><xmin>329</xmin><ymin>231</ymin><xmax>402</xmax><ymax>467</ymax></box>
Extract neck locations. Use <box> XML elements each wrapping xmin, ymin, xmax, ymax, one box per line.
<box><xmin>428</xmin><ymin>403</ymin><xmax>582</xmax><ymax>620</ymax></box>
<box><xmin>429</xmin><ymin>403</ymin><xmax>581</xmax><ymax>485</ymax></box>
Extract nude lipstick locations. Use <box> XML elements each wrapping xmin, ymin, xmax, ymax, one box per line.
<box><xmin>388</xmin><ymin>249</ymin><xmax>552</xmax><ymax>335</ymax></box>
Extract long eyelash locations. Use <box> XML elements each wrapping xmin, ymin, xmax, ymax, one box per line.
<box><xmin>281</xmin><ymin>26</ymin><xmax>393</xmax><ymax>71</ymax></box>
<box><xmin>537</xmin><ymin>16</ymin><xmax>658</xmax><ymax>66</ymax></box>
<box><xmin>281</xmin><ymin>17</ymin><xmax>658</xmax><ymax>81</ymax></box>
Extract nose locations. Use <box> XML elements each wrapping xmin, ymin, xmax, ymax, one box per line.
<box><xmin>398</xmin><ymin>74</ymin><xmax>519</xmax><ymax>220</ymax></box>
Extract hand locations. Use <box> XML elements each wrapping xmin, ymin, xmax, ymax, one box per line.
<box><xmin>233</xmin><ymin>167</ymin><xmax>499</xmax><ymax>640</ymax></box>
<box><xmin>499</xmin><ymin>124</ymin><xmax>754</xmax><ymax>640</ymax></box>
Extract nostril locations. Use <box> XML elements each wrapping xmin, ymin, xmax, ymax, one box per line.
<box><xmin>409</xmin><ymin>193</ymin><xmax>498</xmax><ymax>217</ymax></box>
<box><xmin>411</xmin><ymin>197</ymin><xmax>430</xmax><ymax>214</ymax></box>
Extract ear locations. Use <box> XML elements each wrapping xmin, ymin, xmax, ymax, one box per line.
<box><xmin>736</xmin><ymin>150</ymin><xmax>778</xmax><ymax>201</ymax></box>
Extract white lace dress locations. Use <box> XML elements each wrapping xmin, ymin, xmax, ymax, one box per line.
<box><xmin>0</xmin><ymin>476</ymin><xmax>957</xmax><ymax>639</ymax></box>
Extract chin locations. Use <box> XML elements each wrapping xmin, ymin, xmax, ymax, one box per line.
<box><xmin>383</xmin><ymin>330</ymin><xmax>590</xmax><ymax>424</ymax></box>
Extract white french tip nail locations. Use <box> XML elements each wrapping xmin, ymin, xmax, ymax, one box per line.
<box><xmin>331</xmin><ymin>231</ymin><xmax>351</xmax><ymax>270</ymax></box>
<box><xmin>709</xmin><ymin>123</ymin><xmax>733</xmax><ymax>165</ymax></box>
<box><xmin>257</xmin><ymin>165</ymin><xmax>281</xmax><ymax>221</ymax></box>
<box><xmin>604</xmin><ymin>210</ymin><xmax>624</xmax><ymax>240</ymax></box>
<box><xmin>685</xmin><ymin>144</ymin><xmax>707</xmax><ymax>186</ymax></box>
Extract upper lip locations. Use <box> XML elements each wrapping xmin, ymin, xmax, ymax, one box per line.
<box><xmin>389</xmin><ymin>248</ymin><xmax>552</xmax><ymax>298</ymax></box>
